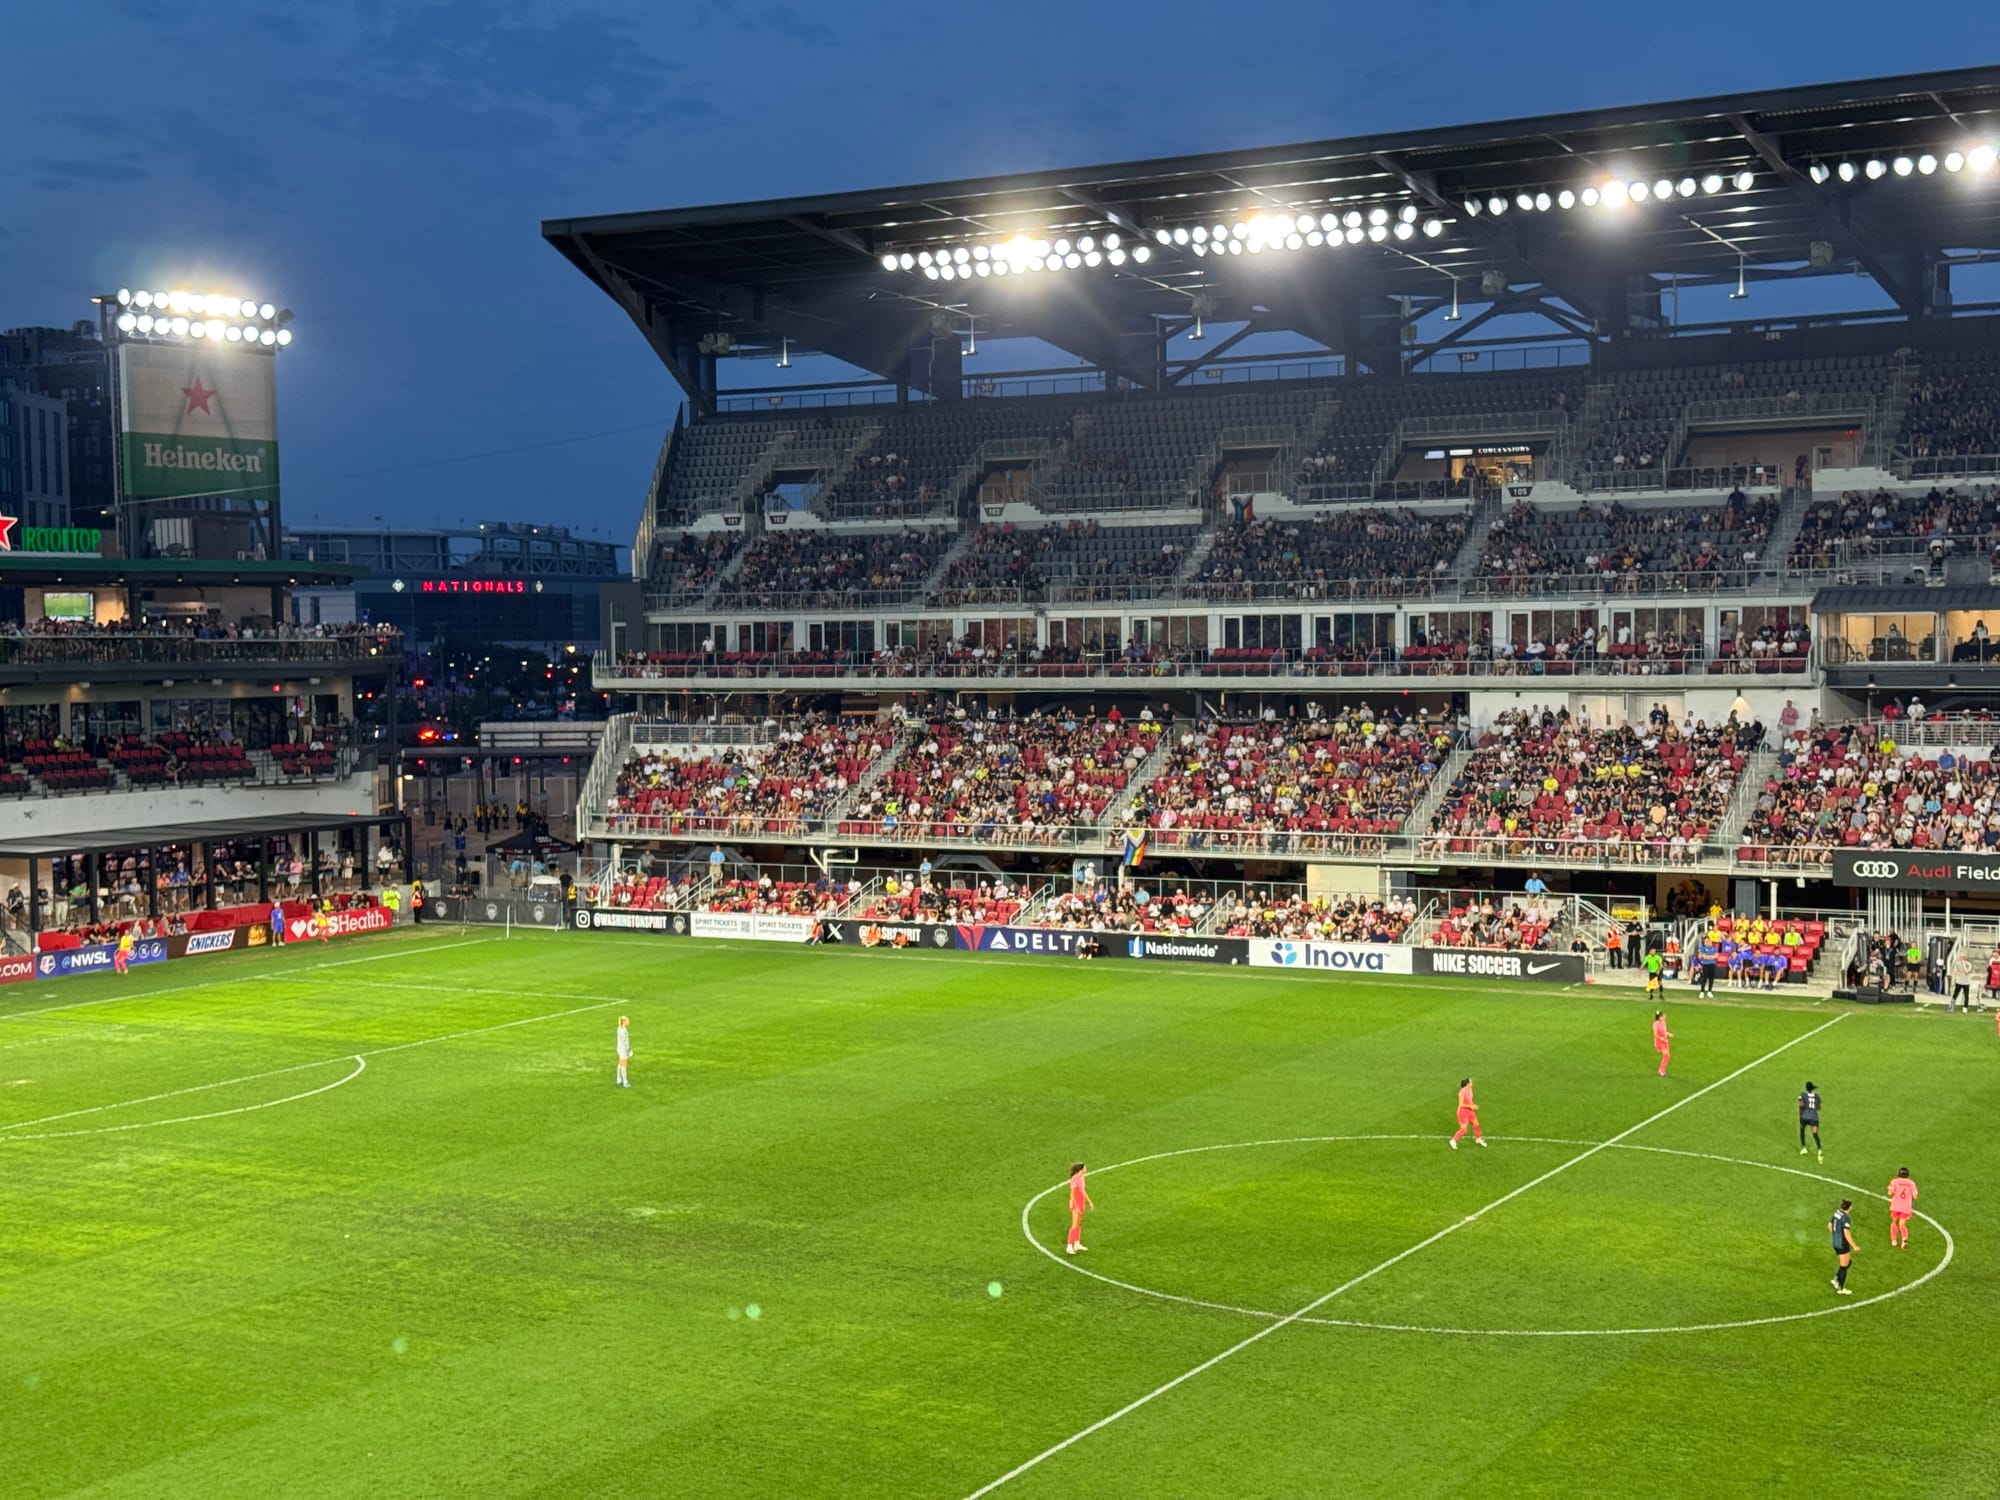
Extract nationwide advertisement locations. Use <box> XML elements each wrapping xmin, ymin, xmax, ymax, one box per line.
<box><xmin>34</xmin><ymin>937</ymin><xmax>169</xmax><ymax>979</ymax></box>
<box><xmin>117</xmin><ymin>340</ymin><xmax>278</xmax><ymax>500</ymax></box>
<box><xmin>1248</xmin><ymin>940</ymin><xmax>1415</xmax><ymax>974</ymax></box>
<box><xmin>1124</xmin><ymin>934</ymin><xmax>1247</xmax><ymax>964</ymax></box>
<box><xmin>1413</xmin><ymin>949</ymin><xmax>1586</xmax><ymax>984</ymax></box>
<box><xmin>1</xmin><ymin>954</ymin><xmax>35</xmax><ymax>985</ymax></box>
<box><xmin>1833</xmin><ymin>848</ymin><xmax>2000</xmax><ymax>893</ymax></box>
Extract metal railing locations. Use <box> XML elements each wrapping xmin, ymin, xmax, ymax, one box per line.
<box><xmin>1889</xmin><ymin>452</ymin><xmax>2000</xmax><ymax>483</ymax></box>
<box><xmin>596</xmin><ymin>649</ymin><xmax>1812</xmax><ymax>688</ymax></box>
<box><xmin>1682</xmin><ymin>392</ymin><xmax>1875</xmax><ymax>426</ymax></box>
<box><xmin>0</xmin><ymin>632</ymin><xmax>400</xmax><ymax>668</ymax></box>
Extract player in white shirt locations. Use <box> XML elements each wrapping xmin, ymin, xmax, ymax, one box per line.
<box><xmin>615</xmin><ymin>1016</ymin><xmax>632</xmax><ymax>1088</ymax></box>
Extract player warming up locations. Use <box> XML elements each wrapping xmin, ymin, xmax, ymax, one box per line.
<box><xmin>1798</xmin><ymin>1081</ymin><xmax>1823</xmax><ymax>1160</ymax></box>
<box><xmin>1830</xmin><ymin>1198</ymin><xmax>1857</xmax><ymax>1294</ymax></box>
<box><xmin>1887</xmin><ymin>1168</ymin><xmax>1919</xmax><ymax>1248</ymax></box>
<box><xmin>113</xmin><ymin>929</ymin><xmax>134</xmax><ymax>975</ymax></box>
<box><xmin>615</xmin><ymin>1015</ymin><xmax>632</xmax><ymax>1088</ymax></box>
<box><xmin>1652</xmin><ymin>1011</ymin><xmax>1674</xmax><ymax>1077</ymax></box>
<box><xmin>1450</xmin><ymin>1078</ymin><xmax>1486</xmax><ymax>1148</ymax></box>
<box><xmin>1065</xmin><ymin>1162</ymin><xmax>1093</xmax><ymax>1254</ymax></box>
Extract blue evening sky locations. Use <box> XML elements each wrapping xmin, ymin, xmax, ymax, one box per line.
<box><xmin>3</xmin><ymin>2</ymin><xmax>1996</xmax><ymax>547</ymax></box>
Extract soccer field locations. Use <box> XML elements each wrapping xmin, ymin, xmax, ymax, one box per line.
<box><xmin>3</xmin><ymin>929</ymin><xmax>1997</xmax><ymax>1498</ymax></box>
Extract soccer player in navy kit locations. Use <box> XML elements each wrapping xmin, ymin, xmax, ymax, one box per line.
<box><xmin>1798</xmin><ymin>1082</ymin><xmax>1823</xmax><ymax>1161</ymax></box>
<box><xmin>1830</xmin><ymin>1198</ymin><xmax>1857</xmax><ymax>1295</ymax></box>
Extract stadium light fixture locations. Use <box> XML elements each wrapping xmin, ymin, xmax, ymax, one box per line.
<box><xmin>1944</xmin><ymin>151</ymin><xmax>1966</xmax><ymax>173</ymax></box>
<box><xmin>1837</xmin><ymin>160</ymin><xmax>1858</xmax><ymax>182</ymax></box>
<box><xmin>1807</xmin><ymin>162</ymin><xmax>1831</xmax><ymax>184</ymax></box>
<box><xmin>1973</xmin><ymin>145</ymin><xmax>1997</xmax><ymax>173</ymax></box>
<box><xmin>1918</xmin><ymin>154</ymin><xmax>1938</xmax><ymax>175</ymax></box>
<box><xmin>776</xmin><ymin>336</ymin><xmax>790</xmax><ymax>369</ymax></box>
<box><xmin>1729</xmin><ymin>253</ymin><xmax>1748</xmax><ymax>300</ymax></box>
<box><xmin>1865</xmin><ymin>159</ymin><xmax>1887</xmax><ymax>179</ymax></box>
<box><xmin>1423</xmin><ymin>217</ymin><xmax>1445</xmax><ymax>237</ymax></box>
<box><xmin>1892</xmin><ymin>156</ymin><xmax>1914</xmax><ymax>176</ymax></box>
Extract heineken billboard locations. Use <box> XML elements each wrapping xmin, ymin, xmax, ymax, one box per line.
<box><xmin>117</xmin><ymin>341</ymin><xmax>279</xmax><ymax>500</ymax></box>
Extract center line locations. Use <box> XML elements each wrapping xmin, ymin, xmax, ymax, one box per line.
<box><xmin>966</xmin><ymin>1011</ymin><xmax>1848</xmax><ymax>1498</ymax></box>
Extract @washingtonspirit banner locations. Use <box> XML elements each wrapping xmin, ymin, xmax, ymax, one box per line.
<box><xmin>118</xmin><ymin>341</ymin><xmax>279</xmax><ymax>500</ymax></box>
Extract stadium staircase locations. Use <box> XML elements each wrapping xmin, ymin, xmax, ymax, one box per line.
<box><xmin>575</xmin><ymin>713</ymin><xmax>637</xmax><ymax>842</ymax></box>
<box><xmin>1168</xmin><ymin>519</ymin><xmax>1223</xmax><ymax>585</ymax></box>
<box><xmin>1753</xmin><ymin>486</ymin><xmax>1817</xmax><ymax>579</ymax></box>
<box><xmin>1022</xmin><ymin>414</ymin><xmax>1092</xmax><ymax>510</ymax></box>
<box><xmin>1092</xmin><ymin>731</ymin><xmax>1177</xmax><ymax>833</ymax></box>
<box><xmin>802</xmin><ymin>423</ymin><xmax>886</xmax><ymax>515</ymax></box>
<box><xmin>1714</xmin><ymin>743</ymin><xmax>1779</xmax><ymax>864</ymax></box>
<box><xmin>1403</xmin><ymin>737</ymin><xmax>1471</xmax><ymax>844</ymax></box>
<box><xmin>695</xmin><ymin>523</ymin><xmax>758</xmax><ymax>610</ymax></box>
<box><xmin>825</xmin><ymin>720</ymin><xmax>917</xmax><ymax>824</ymax></box>
<box><xmin>1441</xmin><ymin>491</ymin><xmax>1503</xmax><ymax>586</ymax></box>
<box><xmin>917</xmin><ymin>526</ymin><xmax>980</xmax><ymax>597</ymax></box>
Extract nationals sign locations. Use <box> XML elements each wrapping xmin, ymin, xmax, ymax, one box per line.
<box><xmin>1832</xmin><ymin>848</ymin><xmax>2000</xmax><ymax>893</ymax></box>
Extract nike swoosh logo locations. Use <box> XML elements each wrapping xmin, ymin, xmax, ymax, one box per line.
<box><xmin>1527</xmin><ymin>962</ymin><xmax>1560</xmax><ymax>975</ymax></box>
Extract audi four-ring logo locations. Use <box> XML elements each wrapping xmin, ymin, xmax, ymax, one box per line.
<box><xmin>1848</xmin><ymin>860</ymin><xmax>1903</xmax><ymax>879</ymax></box>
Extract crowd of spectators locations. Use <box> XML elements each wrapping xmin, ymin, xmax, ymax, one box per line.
<box><xmin>1740</xmin><ymin>719</ymin><xmax>2000</xmax><ymax>864</ymax></box>
<box><xmin>1132</xmin><ymin>707</ymin><xmax>1459</xmax><ymax>854</ymax></box>
<box><xmin>1902</xmin><ymin>370</ymin><xmax>2000</xmax><ymax>460</ymax></box>
<box><xmin>1425</xmin><ymin>704</ymin><xmax>1759</xmax><ymax>864</ymax></box>
<box><xmin>1788</xmin><ymin>485</ymin><xmax>2000</xmax><ymax>570</ymax></box>
<box><xmin>720</xmin><ymin>528</ymin><xmax>951</xmax><ymax>608</ymax></box>
<box><xmin>860</xmin><ymin>874</ymin><xmax>1027</xmax><ymax>926</ymax></box>
<box><xmin>932</xmin><ymin>521</ymin><xmax>1186</xmax><ymax>608</ymax></box>
<box><xmin>606</xmin><ymin>716</ymin><xmax>898</xmax><ymax>837</ymax></box>
<box><xmin>1430</xmin><ymin>896</ymin><xmax>1559</xmax><ymax>950</ymax></box>
<box><xmin>656</xmin><ymin>532</ymin><xmax>741</xmax><ymax>599</ymax></box>
<box><xmin>1474</xmin><ymin>493</ymin><xmax>1780</xmax><ymax>592</ymax></box>
<box><xmin>841</xmin><ymin>709</ymin><xmax>1151</xmax><ymax>843</ymax></box>
<box><xmin>1208</xmin><ymin>891</ymin><xmax>1418</xmax><ymax>942</ymax></box>
<box><xmin>1191</xmin><ymin>509</ymin><xmax>1466</xmax><ymax>600</ymax></box>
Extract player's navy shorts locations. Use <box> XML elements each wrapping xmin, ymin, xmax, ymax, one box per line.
<box><xmin>1832</xmin><ymin>1236</ymin><xmax>1852</xmax><ymax>1253</ymax></box>
<box><xmin>1800</xmin><ymin>1112</ymin><xmax>1819</xmax><ymax>1125</ymax></box>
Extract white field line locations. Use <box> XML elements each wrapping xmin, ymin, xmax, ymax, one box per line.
<box><xmin>0</xmin><ymin>1057</ymin><xmax>367</xmax><ymax>1142</ymax></box>
<box><xmin>0</xmin><ymin>936</ymin><xmax>498</xmax><ymax>1026</ymax></box>
<box><xmin>967</xmin><ymin>1012</ymin><xmax>1848</xmax><ymax>1497</ymax></box>
<box><xmin>0</xmin><ymin>993</ymin><xmax>636</xmax><ymax>1142</ymax></box>
<box><xmin>1019</xmin><ymin>1132</ymin><xmax>1953</xmax><ymax>1337</ymax></box>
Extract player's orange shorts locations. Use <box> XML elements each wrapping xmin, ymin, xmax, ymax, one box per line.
<box><xmin>1456</xmin><ymin>1106</ymin><xmax>1476</xmax><ymax>1124</ymax></box>
<box><xmin>1890</xmin><ymin>1210</ymin><xmax>1911</xmax><ymax>1223</ymax></box>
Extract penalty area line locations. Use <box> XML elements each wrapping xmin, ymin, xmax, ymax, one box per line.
<box><xmin>966</xmin><ymin>1011</ymin><xmax>1848</xmax><ymax>1497</ymax></box>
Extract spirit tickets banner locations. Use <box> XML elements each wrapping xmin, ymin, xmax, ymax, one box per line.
<box><xmin>1247</xmin><ymin>941</ymin><xmax>1415</xmax><ymax>974</ymax></box>
<box><xmin>118</xmin><ymin>340</ymin><xmax>278</xmax><ymax>499</ymax></box>
<box><xmin>688</xmin><ymin>912</ymin><xmax>816</xmax><ymax>943</ymax></box>
<box><xmin>1412</xmin><ymin>949</ymin><xmax>1586</xmax><ymax>984</ymax></box>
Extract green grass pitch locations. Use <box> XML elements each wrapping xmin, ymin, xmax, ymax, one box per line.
<box><xmin>3</xmin><ymin>928</ymin><xmax>1998</xmax><ymax>1497</ymax></box>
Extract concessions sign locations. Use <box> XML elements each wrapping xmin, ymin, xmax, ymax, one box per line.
<box><xmin>1248</xmin><ymin>940</ymin><xmax>1414</xmax><ymax>974</ymax></box>
<box><xmin>1413</xmin><ymin>949</ymin><xmax>1586</xmax><ymax>984</ymax></box>
<box><xmin>1833</xmin><ymin>849</ymin><xmax>2000</xmax><ymax>894</ymax></box>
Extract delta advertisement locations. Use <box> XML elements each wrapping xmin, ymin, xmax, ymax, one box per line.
<box><xmin>117</xmin><ymin>340</ymin><xmax>278</xmax><ymax>501</ymax></box>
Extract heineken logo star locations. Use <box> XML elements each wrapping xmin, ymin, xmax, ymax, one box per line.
<box><xmin>0</xmin><ymin>513</ymin><xmax>15</xmax><ymax>550</ymax></box>
<box><xmin>181</xmin><ymin>378</ymin><xmax>217</xmax><ymax>415</ymax></box>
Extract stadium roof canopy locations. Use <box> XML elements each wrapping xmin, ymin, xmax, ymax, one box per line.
<box><xmin>545</xmin><ymin>68</ymin><xmax>2000</xmax><ymax>405</ymax></box>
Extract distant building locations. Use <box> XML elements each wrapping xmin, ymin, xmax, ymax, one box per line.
<box><xmin>0</xmin><ymin>373</ymin><xmax>70</xmax><ymax>532</ymax></box>
<box><xmin>283</xmin><ymin>521</ymin><xmax>623</xmax><ymax>648</ymax></box>
<box><xmin>1</xmin><ymin>322</ymin><xmax>112</xmax><ymax>533</ymax></box>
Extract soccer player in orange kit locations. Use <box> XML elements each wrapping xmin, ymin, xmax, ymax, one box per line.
<box><xmin>1887</xmin><ymin>1167</ymin><xmax>1919</xmax><ymax>1249</ymax></box>
<box><xmin>1065</xmin><ymin>1162</ymin><xmax>1093</xmax><ymax>1254</ymax></box>
<box><xmin>1450</xmin><ymin>1078</ymin><xmax>1485</xmax><ymax>1148</ymax></box>
<box><xmin>1653</xmin><ymin>1010</ymin><xmax>1674</xmax><ymax>1077</ymax></box>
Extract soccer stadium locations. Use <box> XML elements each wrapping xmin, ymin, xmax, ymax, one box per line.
<box><xmin>8</xmin><ymin>67</ymin><xmax>2000</xmax><ymax>1497</ymax></box>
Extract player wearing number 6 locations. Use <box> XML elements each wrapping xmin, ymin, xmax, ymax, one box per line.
<box><xmin>1887</xmin><ymin>1168</ymin><xmax>1919</xmax><ymax>1249</ymax></box>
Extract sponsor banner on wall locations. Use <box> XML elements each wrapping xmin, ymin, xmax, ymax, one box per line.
<box><xmin>283</xmin><ymin>907</ymin><xmax>395</xmax><ymax>943</ymax></box>
<box><xmin>118</xmin><ymin>340</ymin><xmax>279</xmax><ymax>500</ymax></box>
<box><xmin>1</xmin><ymin>954</ymin><xmax>36</xmax><ymax>985</ymax></box>
<box><xmin>573</xmin><ymin>907</ymin><xmax>678</xmax><ymax>932</ymax></box>
<box><xmin>1413</xmin><ymin>949</ymin><xmax>1586</xmax><ymax>984</ymax></box>
<box><xmin>1124</xmin><ymin>934</ymin><xmax>1247</xmax><ymax>964</ymax></box>
<box><xmin>689</xmin><ymin>912</ymin><xmax>815</xmax><ymax>943</ymax></box>
<box><xmin>953</xmin><ymin>924</ymin><xmax>1099</xmax><ymax>957</ymax></box>
<box><xmin>34</xmin><ymin>937</ymin><xmax>170</xmax><ymax>980</ymax></box>
<box><xmin>1833</xmin><ymin>849</ymin><xmax>2000</xmax><ymax>893</ymax></box>
<box><xmin>429</xmin><ymin>897</ymin><xmax>567</xmax><ymax>928</ymax></box>
<box><xmin>1248</xmin><ymin>941</ymin><xmax>1415</xmax><ymax>974</ymax></box>
<box><xmin>170</xmin><ymin>929</ymin><xmax>245</xmax><ymax>958</ymax></box>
